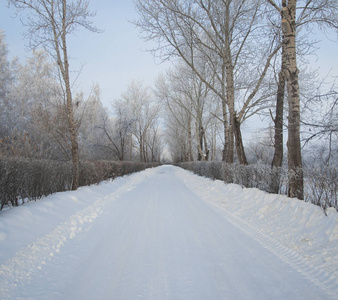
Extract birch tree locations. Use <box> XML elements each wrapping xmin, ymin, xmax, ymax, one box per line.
<box><xmin>266</xmin><ymin>0</ymin><xmax>338</xmax><ymax>199</ymax></box>
<box><xmin>8</xmin><ymin>0</ymin><xmax>100</xmax><ymax>190</ymax></box>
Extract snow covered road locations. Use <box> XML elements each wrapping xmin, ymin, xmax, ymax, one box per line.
<box><xmin>0</xmin><ymin>165</ymin><xmax>337</xmax><ymax>299</ymax></box>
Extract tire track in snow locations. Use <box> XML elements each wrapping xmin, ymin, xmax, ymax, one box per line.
<box><xmin>209</xmin><ymin>207</ymin><xmax>338</xmax><ymax>299</ymax></box>
<box><xmin>0</xmin><ymin>168</ymin><xmax>155</xmax><ymax>299</ymax></box>
<box><xmin>175</xmin><ymin>168</ymin><xmax>338</xmax><ymax>299</ymax></box>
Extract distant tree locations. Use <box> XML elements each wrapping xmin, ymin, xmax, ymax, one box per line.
<box><xmin>0</xmin><ymin>30</ymin><xmax>12</xmax><ymax>102</ymax></box>
<box><xmin>117</xmin><ymin>81</ymin><xmax>161</xmax><ymax>162</ymax></box>
<box><xmin>0</xmin><ymin>30</ymin><xmax>16</xmax><ymax>141</ymax></box>
<box><xmin>248</xmin><ymin>128</ymin><xmax>275</xmax><ymax>165</ymax></box>
<box><xmin>8</xmin><ymin>0</ymin><xmax>100</xmax><ymax>190</ymax></box>
<box><xmin>155</xmin><ymin>72</ymin><xmax>193</xmax><ymax>162</ymax></box>
<box><xmin>155</xmin><ymin>64</ymin><xmax>213</xmax><ymax>162</ymax></box>
<box><xmin>76</xmin><ymin>84</ymin><xmax>115</xmax><ymax>160</ymax></box>
<box><xmin>0</xmin><ymin>47</ymin><xmax>70</xmax><ymax>159</ymax></box>
<box><xmin>96</xmin><ymin>106</ymin><xmax>133</xmax><ymax>161</ymax></box>
<box><xmin>6</xmin><ymin>50</ymin><xmax>65</xmax><ymax>159</ymax></box>
<box><xmin>302</xmin><ymin>87</ymin><xmax>338</xmax><ymax>166</ymax></box>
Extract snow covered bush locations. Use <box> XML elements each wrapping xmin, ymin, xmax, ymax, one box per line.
<box><xmin>180</xmin><ymin>162</ymin><xmax>287</xmax><ymax>194</ymax></box>
<box><xmin>0</xmin><ymin>158</ymin><xmax>159</xmax><ymax>210</ymax></box>
<box><xmin>79</xmin><ymin>160</ymin><xmax>159</xmax><ymax>186</ymax></box>
<box><xmin>304</xmin><ymin>166</ymin><xmax>338</xmax><ymax>211</ymax></box>
<box><xmin>0</xmin><ymin>158</ymin><xmax>72</xmax><ymax>210</ymax></box>
<box><xmin>179</xmin><ymin>161</ymin><xmax>337</xmax><ymax>211</ymax></box>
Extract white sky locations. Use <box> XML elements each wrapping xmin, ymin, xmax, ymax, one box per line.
<box><xmin>0</xmin><ymin>0</ymin><xmax>337</xmax><ymax>123</ymax></box>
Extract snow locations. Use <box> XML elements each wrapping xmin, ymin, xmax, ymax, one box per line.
<box><xmin>0</xmin><ymin>165</ymin><xmax>337</xmax><ymax>299</ymax></box>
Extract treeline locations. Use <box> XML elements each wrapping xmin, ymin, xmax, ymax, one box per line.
<box><xmin>0</xmin><ymin>30</ymin><xmax>162</xmax><ymax>210</ymax></box>
<box><xmin>0</xmin><ymin>37</ymin><xmax>163</xmax><ymax>164</ymax></box>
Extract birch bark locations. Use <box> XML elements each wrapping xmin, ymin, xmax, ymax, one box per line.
<box><xmin>282</xmin><ymin>0</ymin><xmax>304</xmax><ymax>199</ymax></box>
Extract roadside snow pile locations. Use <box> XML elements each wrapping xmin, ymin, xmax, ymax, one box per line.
<box><xmin>175</xmin><ymin>167</ymin><xmax>338</xmax><ymax>282</ymax></box>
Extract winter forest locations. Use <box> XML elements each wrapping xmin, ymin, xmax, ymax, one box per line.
<box><xmin>0</xmin><ymin>0</ymin><xmax>337</xmax><ymax>211</ymax></box>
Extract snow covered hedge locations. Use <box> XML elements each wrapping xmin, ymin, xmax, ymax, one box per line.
<box><xmin>180</xmin><ymin>161</ymin><xmax>286</xmax><ymax>192</ymax></box>
<box><xmin>179</xmin><ymin>161</ymin><xmax>337</xmax><ymax>211</ymax></box>
<box><xmin>0</xmin><ymin>158</ymin><xmax>159</xmax><ymax>210</ymax></box>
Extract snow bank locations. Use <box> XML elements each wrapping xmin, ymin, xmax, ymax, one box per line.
<box><xmin>175</xmin><ymin>167</ymin><xmax>338</xmax><ymax>286</ymax></box>
<box><xmin>0</xmin><ymin>167</ymin><xmax>156</xmax><ymax>263</ymax></box>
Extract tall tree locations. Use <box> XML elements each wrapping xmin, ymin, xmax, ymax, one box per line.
<box><xmin>283</xmin><ymin>0</ymin><xmax>303</xmax><ymax>199</ymax></box>
<box><xmin>267</xmin><ymin>0</ymin><xmax>338</xmax><ymax>199</ymax></box>
<box><xmin>9</xmin><ymin>0</ymin><xmax>100</xmax><ymax>190</ymax></box>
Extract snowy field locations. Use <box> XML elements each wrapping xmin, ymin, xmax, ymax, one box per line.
<box><xmin>0</xmin><ymin>165</ymin><xmax>337</xmax><ymax>299</ymax></box>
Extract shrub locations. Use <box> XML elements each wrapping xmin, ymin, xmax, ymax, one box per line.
<box><xmin>0</xmin><ymin>157</ymin><xmax>159</xmax><ymax>210</ymax></box>
<box><xmin>304</xmin><ymin>165</ymin><xmax>337</xmax><ymax>211</ymax></box>
<box><xmin>179</xmin><ymin>161</ymin><xmax>337</xmax><ymax>211</ymax></box>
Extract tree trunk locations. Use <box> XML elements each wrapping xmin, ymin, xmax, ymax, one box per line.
<box><xmin>64</xmin><ymin>60</ymin><xmax>79</xmax><ymax>191</ymax></box>
<box><xmin>197</xmin><ymin>122</ymin><xmax>205</xmax><ymax>161</ymax></box>
<box><xmin>62</xmin><ymin>0</ymin><xmax>79</xmax><ymax>190</ymax></box>
<box><xmin>283</xmin><ymin>0</ymin><xmax>304</xmax><ymax>199</ymax></box>
<box><xmin>188</xmin><ymin>114</ymin><xmax>193</xmax><ymax>161</ymax></box>
<box><xmin>66</xmin><ymin>86</ymin><xmax>79</xmax><ymax>191</ymax></box>
<box><xmin>270</xmin><ymin>69</ymin><xmax>285</xmax><ymax>194</ymax></box>
<box><xmin>234</xmin><ymin>116</ymin><xmax>248</xmax><ymax>165</ymax></box>
<box><xmin>272</xmin><ymin>69</ymin><xmax>285</xmax><ymax>169</ymax></box>
<box><xmin>271</xmin><ymin>22</ymin><xmax>286</xmax><ymax>194</ymax></box>
<box><xmin>222</xmin><ymin>98</ymin><xmax>229</xmax><ymax>162</ymax></box>
<box><xmin>211</xmin><ymin>124</ymin><xmax>216</xmax><ymax>161</ymax></box>
<box><xmin>203</xmin><ymin>127</ymin><xmax>210</xmax><ymax>161</ymax></box>
<box><xmin>223</xmin><ymin>2</ymin><xmax>235</xmax><ymax>164</ymax></box>
<box><xmin>139</xmin><ymin>134</ymin><xmax>143</xmax><ymax>162</ymax></box>
<box><xmin>226</xmin><ymin>64</ymin><xmax>235</xmax><ymax>164</ymax></box>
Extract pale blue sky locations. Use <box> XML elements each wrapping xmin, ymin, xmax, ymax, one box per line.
<box><xmin>0</xmin><ymin>1</ymin><xmax>337</xmax><ymax>112</ymax></box>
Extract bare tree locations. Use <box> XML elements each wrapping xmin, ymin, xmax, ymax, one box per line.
<box><xmin>135</xmin><ymin>0</ymin><xmax>280</xmax><ymax>165</ymax></box>
<box><xmin>155</xmin><ymin>63</ymin><xmax>213</xmax><ymax>162</ymax></box>
<box><xmin>8</xmin><ymin>0</ymin><xmax>100</xmax><ymax>190</ymax></box>
<box><xmin>155</xmin><ymin>72</ymin><xmax>194</xmax><ymax>162</ymax></box>
<box><xmin>95</xmin><ymin>104</ymin><xmax>133</xmax><ymax>161</ymax></box>
<box><xmin>116</xmin><ymin>81</ymin><xmax>161</xmax><ymax>162</ymax></box>
<box><xmin>302</xmin><ymin>88</ymin><xmax>338</xmax><ymax>165</ymax></box>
